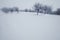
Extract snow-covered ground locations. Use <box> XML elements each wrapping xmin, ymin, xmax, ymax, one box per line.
<box><xmin>0</xmin><ymin>12</ymin><xmax>60</xmax><ymax>40</ymax></box>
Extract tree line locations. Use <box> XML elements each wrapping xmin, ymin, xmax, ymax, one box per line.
<box><xmin>1</xmin><ymin>3</ymin><xmax>60</xmax><ymax>15</ymax></box>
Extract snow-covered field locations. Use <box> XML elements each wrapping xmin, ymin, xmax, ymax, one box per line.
<box><xmin>0</xmin><ymin>12</ymin><xmax>60</xmax><ymax>40</ymax></box>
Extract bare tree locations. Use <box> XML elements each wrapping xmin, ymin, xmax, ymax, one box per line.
<box><xmin>43</xmin><ymin>5</ymin><xmax>52</xmax><ymax>14</ymax></box>
<box><xmin>33</xmin><ymin>3</ymin><xmax>52</xmax><ymax>15</ymax></box>
<box><xmin>1</xmin><ymin>7</ymin><xmax>19</xmax><ymax>13</ymax></box>
<box><xmin>56</xmin><ymin>8</ymin><xmax>60</xmax><ymax>15</ymax></box>
<box><xmin>9</xmin><ymin>7</ymin><xmax>19</xmax><ymax>13</ymax></box>
<box><xmin>52</xmin><ymin>8</ymin><xmax>60</xmax><ymax>15</ymax></box>
<box><xmin>33</xmin><ymin>3</ymin><xmax>43</xmax><ymax>15</ymax></box>
<box><xmin>1</xmin><ymin>7</ymin><xmax>9</xmax><ymax>13</ymax></box>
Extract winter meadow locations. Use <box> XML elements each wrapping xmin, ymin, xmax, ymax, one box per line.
<box><xmin>0</xmin><ymin>0</ymin><xmax>60</xmax><ymax>40</ymax></box>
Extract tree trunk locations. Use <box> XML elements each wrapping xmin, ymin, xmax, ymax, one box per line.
<box><xmin>37</xmin><ymin>12</ymin><xmax>38</xmax><ymax>15</ymax></box>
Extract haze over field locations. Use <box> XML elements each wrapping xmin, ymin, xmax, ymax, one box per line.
<box><xmin>0</xmin><ymin>0</ymin><xmax>60</xmax><ymax>40</ymax></box>
<box><xmin>0</xmin><ymin>0</ymin><xmax>60</xmax><ymax>11</ymax></box>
